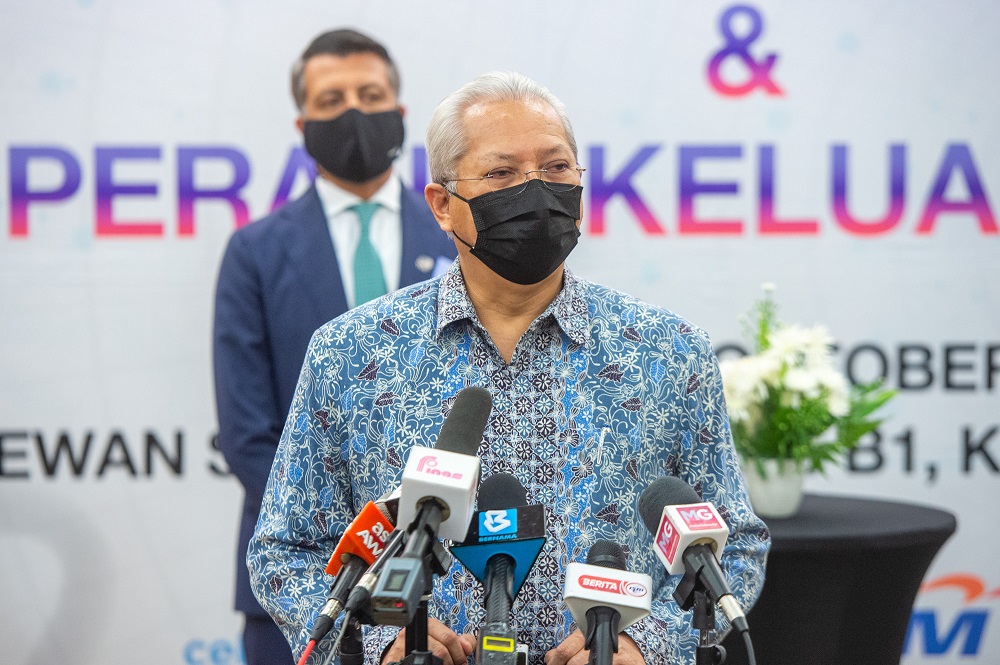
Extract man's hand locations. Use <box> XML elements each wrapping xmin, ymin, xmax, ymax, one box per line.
<box><xmin>381</xmin><ymin>617</ymin><xmax>476</xmax><ymax>665</ymax></box>
<box><xmin>544</xmin><ymin>629</ymin><xmax>645</xmax><ymax>665</ymax></box>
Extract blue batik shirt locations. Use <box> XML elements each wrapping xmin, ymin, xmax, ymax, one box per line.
<box><xmin>248</xmin><ymin>261</ymin><xmax>770</xmax><ymax>665</ymax></box>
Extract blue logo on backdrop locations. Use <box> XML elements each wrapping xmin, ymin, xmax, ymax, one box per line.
<box><xmin>184</xmin><ymin>635</ymin><xmax>244</xmax><ymax>664</ymax></box>
<box><xmin>903</xmin><ymin>574</ymin><xmax>997</xmax><ymax>657</ymax></box>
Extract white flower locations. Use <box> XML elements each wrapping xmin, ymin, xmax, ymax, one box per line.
<box><xmin>827</xmin><ymin>391</ymin><xmax>850</xmax><ymax>418</ymax></box>
<box><xmin>779</xmin><ymin>390</ymin><xmax>802</xmax><ymax>409</ymax></box>
<box><xmin>784</xmin><ymin>367</ymin><xmax>821</xmax><ymax>399</ymax></box>
<box><xmin>752</xmin><ymin>352</ymin><xmax>784</xmax><ymax>388</ymax></box>
<box><xmin>722</xmin><ymin>318</ymin><xmax>852</xmax><ymax>425</ymax></box>
<box><xmin>719</xmin><ymin>359</ymin><xmax>747</xmax><ymax>419</ymax></box>
<box><xmin>768</xmin><ymin>325</ymin><xmax>832</xmax><ymax>369</ymax></box>
<box><xmin>815</xmin><ymin>366</ymin><xmax>850</xmax><ymax>416</ymax></box>
<box><xmin>721</xmin><ymin>289</ymin><xmax>894</xmax><ymax>472</ymax></box>
<box><xmin>721</xmin><ymin>351</ymin><xmax>784</xmax><ymax>428</ymax></box>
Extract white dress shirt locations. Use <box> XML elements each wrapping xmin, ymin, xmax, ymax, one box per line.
<box><xmin>315</xmin><ymin>174</ymin><xmax>403</xmax><ymax>309</ymax></box>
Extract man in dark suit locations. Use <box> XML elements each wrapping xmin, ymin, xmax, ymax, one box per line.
<box><xmin>212</xmin><ymin>28</ymin><xmax>456</xmax><ymax>665</ymax></box>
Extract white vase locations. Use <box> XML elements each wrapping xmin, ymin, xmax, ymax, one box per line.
<box><xmin>741</xmin><ymin>457</ymin><xmax>805</xmax><ymax>518</ymax></box>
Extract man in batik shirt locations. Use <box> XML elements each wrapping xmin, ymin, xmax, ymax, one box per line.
<box><xmin>249</xmin><ymin>71</ymin><xmax>770</xmax><ymax>665</ymax></box>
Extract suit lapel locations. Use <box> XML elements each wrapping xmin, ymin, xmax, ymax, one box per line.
<box><xmin>278</xmin><ymin>184</ymin><xmax>444</xmax><ymax>322</ymax></box>
<box><xmin>279</xmin><ymin>186</ymin><xmax>348</xmax><ymax>323</ymax></box>
<box><xmin>399</xmin><ymin>186</ymin><xmax>440</xmax><ymax>285</ymax></box>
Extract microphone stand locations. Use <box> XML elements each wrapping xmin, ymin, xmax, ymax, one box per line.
<box><xmin>478</xmin><ymin>554</ymin><xmax>519</xmax><ymax>665</ymax></box>
<box><xmin>374</xmin><ymin>494</ymin><xmax>452</xmax><ymax>665</ymax></box>
<box><xmin>674</xmin><ymin>565</ymin><xmax>726</xmax><ymax>665</ymax></box>
<box><xmin>403</xmin><ymin>592</ymin><xmax>434</xmax><ymax>665</ymax></box>
<box><xmin>393</xmin><ymin>540</ymin><xmax>452</xmax><ymax>665</ymax></box>
<box><xmin>692</xmin><ymin>591</ymin><xmax>726</xmax><ymax>665</ymax></box>
<box><xmin>339</xmin><ymin>620</ymin><xmax>364</xmax><ymax>665</ymax></box>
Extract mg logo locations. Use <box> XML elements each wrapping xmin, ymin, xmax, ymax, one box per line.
<box><xmin>677</xmin><ymin>505</ymin><xmax>722</xmax><ymax>530</ymax></box>
<box><xmin>656</xmin><ymin>516</ymin><xmax>680</xmax><ymax>563</ymax></box>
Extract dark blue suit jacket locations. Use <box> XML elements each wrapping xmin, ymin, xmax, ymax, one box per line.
<box><xmin>212</xmin><ymin>183</ymin><xmax>456</xmax><ymax>614</ymax></box>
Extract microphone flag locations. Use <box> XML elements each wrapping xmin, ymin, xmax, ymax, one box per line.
<box><xmin>450</xmin><ymin>504</ymin><xmax>546</xmax><ymax>599</ymax></box>
<box><xmin>653</xmin><ymin>504</ymin><xmax>727</xmax><ymax>576</ymax></box>
<box><xmin>325</xmin><ymin>500</ymin><xmax>395</xmax><ymax>576</ymax></box>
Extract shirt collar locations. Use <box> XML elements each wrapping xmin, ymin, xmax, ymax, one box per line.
<box><xmin>435</xmin><ymin>263</ymin><xmax>590</xmax><ymax>347</ymax></box>
<box><xmin>314</xmin><ymin>172</ymin><xmax>402</xmax><ymax>220</ymax></box>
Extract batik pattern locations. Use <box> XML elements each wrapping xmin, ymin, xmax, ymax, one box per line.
<box><xmin>248</xmin><ymin>262</ymin><xmax>770</xmax><ymax>665</ymax></box>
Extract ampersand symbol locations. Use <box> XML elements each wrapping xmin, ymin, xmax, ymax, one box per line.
<box><xmin>707</xmin><ymin>4</ymin><xmax>784</xmax><ymax>97</ymax></box>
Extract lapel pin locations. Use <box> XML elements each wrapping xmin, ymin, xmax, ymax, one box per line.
<box><xmin>415</xmin><ymin>255</ymin><xmax>435</xmax><ymax>273</ymax></box>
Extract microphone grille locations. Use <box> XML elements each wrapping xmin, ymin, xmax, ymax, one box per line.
<box><xmin>586</xmin><ymin>540</ymin><xmax>627</xmax><ymax>571</ymax></box>
<box><xmin>436</xmin><ymin>387</ymin><xmax>493</xmax><ymax>455</ymax></box>
<box><xmin>637</xmin><ymin>476</ymin><xmax>702</xmax><ymax>534</ymax></box>
<box><xmin>374</xmin><ymin>501</ymin><xmax>394</xmax><ymax>523</ymax></box>
<box><xmin>478</xmin><ymin>473</ymin><xmax>527</xmax><ymax>511</ymax></box>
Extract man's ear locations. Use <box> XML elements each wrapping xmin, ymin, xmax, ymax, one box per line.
<box><xmin>295</xmin><ymin>115</ymin><xmax>305</xmax><ymax>134</ymax></box>
<box><xmin>425</xmin><ymin>183</ymin><xmax>453</xmax><ymax>233</ymax></box>
<box><xmin>398</xmin><ymin>103</ymin><xmax>407</xmax><ymax>119</ymax></box>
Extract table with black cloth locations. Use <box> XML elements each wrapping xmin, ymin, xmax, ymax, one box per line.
<box><xmin>719</xmin><ymin>493</ymin><xmax>956</xmax><ymax>665</ymax></box>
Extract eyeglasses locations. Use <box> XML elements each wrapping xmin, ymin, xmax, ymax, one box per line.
<box><xmin>444</xmin><ymin>161</ymin><xmax>586</xmax><ymax>195</ymax></box>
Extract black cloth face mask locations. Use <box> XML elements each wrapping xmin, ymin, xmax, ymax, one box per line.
<box><xmin>303</xmin><ymin>108</ymin><xmax>404</xmax><ymax>183</ymax></box>
<box><xmin>451</xmin><ymin>178</ymin><xmax>582</xmax><ymax>285</ymax></box>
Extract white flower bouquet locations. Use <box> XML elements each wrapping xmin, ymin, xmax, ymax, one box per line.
<box><xmin>720</xmin><ymin>286</ymin><xmax>896</xmax><ymax>477</ymax></box>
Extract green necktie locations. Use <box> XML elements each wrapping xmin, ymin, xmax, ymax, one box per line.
<box><xmin>351</xmin><ymin>201</ymin><xmax>387</xmax><ymax>306</ymax></box>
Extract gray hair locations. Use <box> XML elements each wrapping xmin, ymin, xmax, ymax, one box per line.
<box><xmin>426</xmin><ymin>72</ymin><xmax>578</xmax><ymax>188</ymax></box>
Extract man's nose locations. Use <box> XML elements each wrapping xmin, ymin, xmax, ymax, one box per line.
<box><xmin>342</xmin><ymin>92</ymin><xmax>364</xmax><ymax>110</ymax></box>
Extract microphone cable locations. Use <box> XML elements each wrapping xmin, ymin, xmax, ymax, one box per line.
<box><xmin>743</xmin><ymin>630</ymin><xmax>757</xmax><ymax>665</ymax></box>
<box><xmin>296</xmin><ymin>640</ymin><xmax>316</xmax><ymax>665</ymax></box>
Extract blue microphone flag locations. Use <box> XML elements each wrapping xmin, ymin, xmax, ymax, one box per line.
<box><xmin>451</xmin><ymin>503</ymin><xmax>546</xmax><ymax>598</ymax></box>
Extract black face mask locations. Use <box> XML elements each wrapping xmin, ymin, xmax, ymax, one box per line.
<box><xmin>303</xmin><ymin>108</ymin><xmax>404</xmax><ymax>183</ymax></box>
<box><xmin>451</xmin><ymin>179</ymin><xmax>582</xmax><ymax>285</ymax></box>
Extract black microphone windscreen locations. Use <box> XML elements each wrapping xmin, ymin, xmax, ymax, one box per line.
<box><xmin>637</xmin><ymin>476</ymin><xmax>701</xmax><ymax>534</ymax></box>
<box><xmin>436</xmin><ymin>387</ymin><xmax>493</xmax><ymax>456</ymax></box>
<box><xmin>586</xmin><ymin>540</ymin><xmax>627</xmax><ymax>571</ymax></box>
<box><xmin>477</xmin><ymin>472</ymin><xmax>527</xmax><ymax>511</ymax></box>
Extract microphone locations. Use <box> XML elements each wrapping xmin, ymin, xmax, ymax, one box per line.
<box><xmin>563</xmin><ymin>541</ymin><xmax>652</xmax><ymax>665</ymax></box>
<box><xmin>436</xmin><ymin>386</ymin><xmax>494</xmax><ymax>457</ymax></box>
<box><xmin>373</xmin><ymin>382</ymin><xmax>490</xmax><ymax>525</ymax></box>
<box><xmin>309</xmin><ymin>500</ymin><xmax>397</xmax><ymax>641</ymax></box>
<box><xmin>369</xmin><ymin>386</ymin><xmax>492</xmax><ymax>625</ymax></box>
<box><xmin>394</xmin><ymin>386</ymin><xmax>492</xmax><ymax>542</ymax></box>
<box><xmin>341</xmin><ymin>526</ymin><xmax>407</xmax><ymax>622</ymax></box>
<box><xmin>325</xmin><ymin>500</ymin><xmax>396</xmax><ymax>576</ymax></box>
<box><xmin>336</xmin><ymin>387</ymin><xmax>493</xmax><ymax>627</ymax></box>
<box><xmin>451</xmin><ymin>473</ymin><xmax>547</xmax><ymax>665</ymax></box>
<box><xmin>637</xmin><ymin>476</ymin><xmax>748</xmax><ymax>634</ymax></box>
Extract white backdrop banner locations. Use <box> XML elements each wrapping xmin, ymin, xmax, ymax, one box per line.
<box><xmin>1</xmin><ymin>1</ymin><xmax>997</xmax><ymax>664</ymax></box>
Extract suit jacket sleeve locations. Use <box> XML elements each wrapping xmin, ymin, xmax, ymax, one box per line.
<box><xmin>213</xmin><ymin>229</ymin><xmax>285</xmax><ymax>500</ymax></box>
